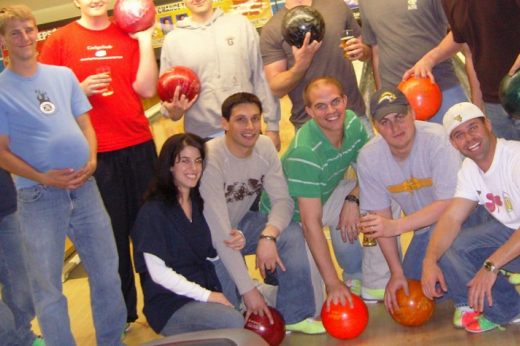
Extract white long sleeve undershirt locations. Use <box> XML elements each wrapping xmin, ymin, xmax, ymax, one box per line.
<box><xmin>143</xmin><ymin>252</ymin><xmax>211</xmax><ymax>302</ymax></box>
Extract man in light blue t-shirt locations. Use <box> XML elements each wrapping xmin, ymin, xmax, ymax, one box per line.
<box><xmin>0</xmin><ymin>6</ymin><xmax>125</xmax><ymax>345</ymax></box>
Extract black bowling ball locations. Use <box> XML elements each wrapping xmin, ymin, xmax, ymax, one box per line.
<box><xmin>281</xmin><ymin>6</ymin><xmax>325</xmax><ymax>48</ymax></box>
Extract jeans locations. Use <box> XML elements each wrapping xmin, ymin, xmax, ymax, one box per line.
<box><xmin>17</xmin><ymin>178</ymin><xmax>126</xmax><ymax>346</ymax></box>
<box><xmin>402</xmin><ymin>228</ymin><xmax>432</xmax><ymax>280</ymax></box>
<box><xmin>160</xmin><ymin>301</ymin><xmax>244</xmax><ymax>336</ymax></box>
<box><xmin>404</xmin><ymin>205</ymin><xmax>489</xmax><ymax>280</ymax></box>
<box><xmin>95</xmin><ymin>140</ymin><xmax>157</xmax><ymax>322</ymax></box>
<box><xmin>484</xmin><ymin>102</ymin><xmax>520</xmax><ymax>140</ymax></box>
<box><xmin>214</xmin><ymin>211</ymin><xmax>315</xmax><ymax>324</ymax></box>
<box><xmin>0</xmin><ymin>211</ymin><xmax>37</xmax><ymax>346</ymax></box>
<box><xmin>440</xmin><ymin>217</ymin><xmax>520</xmax><ymax>324</ymax></box>
<box><xmin>429</xmin><ymin>84</ymin><xmax>468</xmax><ymax>124</ymax></box>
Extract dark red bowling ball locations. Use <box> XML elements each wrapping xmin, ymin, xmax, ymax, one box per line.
<box><xmin>321</xmin><ymin>295</ymin><xmax>369</xmax><ymax>340</ymax></box>
<box><xmin>281</xmin><ymin>6</ymin><xmax>325</xmax><ymax>48</ymax></box>
<box><xmin>244</xmin><ymin>306</ymin><xmax>285</xmax><ymax>346</ymax></box>
<box><xmin>398</xmin><ymin>76</ymin><xmax>442</xmax><ymax>121</ymax></box>
<box><xmin>499</xmin><ymin>71</ymin><xmax>520</xmax><ymax>119</ymax></box>
<box><xmin>114</xmin><ymin>0</ymin><xmax>156</xmax><ymax>33</ymax></box>
<box><xmin>390</xmin><ymin>279</ymin><xmax>435</xmax><ymax>327</ymax></box>
<box><xmin>157</xmin><ymin>66</ymin><xmax>201</xmax><ymax>103</ymax></box>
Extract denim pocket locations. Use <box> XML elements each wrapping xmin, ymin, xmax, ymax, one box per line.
<box><xmin>17</xmin><ymin>185</ymin><xmax>46</xmax><ymax>203</ymax></box>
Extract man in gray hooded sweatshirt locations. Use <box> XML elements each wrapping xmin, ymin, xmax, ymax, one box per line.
<box><xmin>160</xmin><ymin>0</ymin><xmax>281</xmax><ymax>149</ymax></box>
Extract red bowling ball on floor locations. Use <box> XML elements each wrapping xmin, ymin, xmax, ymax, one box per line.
<box><xmin>244</xmin><ymin>306</ymin><xmax>285</xmax><ymax>346</ymax></box>
<box><xmin>157</xmin><ymin>66</ymin><xmax>201</xmax><ymax>103</ymax></box>
<box><xmin>390</xmin><ymin>279</ymin><xmax>435</xmax><ymax>327</ymax></box>
<box><xmin>321</xmin><ymin>295</ymin><xmax>369</xmax><ymax>340</ymax></box>
<box><xmin>114</xmin><ymin>0</ymin><xmax>156</xmax><ymax>33</ymax></box>
<box><xmin>398</xmin><ymin>76</ymin><xmax>442</xmax><ymax>121</ymax></box>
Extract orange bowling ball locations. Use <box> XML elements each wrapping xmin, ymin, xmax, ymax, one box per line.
<box><xmin>398</xmin><ymin>76</ymin><xmax>442</xmax><ymax>121</ymax></box>
<box><xmin>390</xmin><ymin>279</ymin><xmax>435</xmax><ymax>327</ymax></box>
<box><xmin>321</xmin><ymin>295</ymin><xmax>369</xmax><ymax>339</ymax></box>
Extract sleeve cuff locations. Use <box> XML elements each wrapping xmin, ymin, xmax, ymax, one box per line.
<box><xmin>265</xmin><ymin>121</ymin><xmax>280</xmax><ymax>132</ymax></box>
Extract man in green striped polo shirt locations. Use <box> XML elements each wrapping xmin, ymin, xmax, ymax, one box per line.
<box><xmin>262</xmin><ymin>76</ymin><xmax>388</xmax><ymax>309</ymax></box>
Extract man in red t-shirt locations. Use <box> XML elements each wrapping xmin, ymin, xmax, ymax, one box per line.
<box><xmin>39</xmin><ymin>0</ymin><xmax>158</xmax><ymax>328</ymax></box>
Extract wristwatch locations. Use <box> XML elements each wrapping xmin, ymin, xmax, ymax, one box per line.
<box><xmin>345</xmin><ymin>194</ymin><xmax>359</xmax><ymax>206</ymax></box>
<box><xmin>259</xmin><ymin>234</ymin><xmax>277</xmax><ymax>243</ymax></box>
<box><xmin>483</xmin><ymin>260</ymin><xmax>499</xmax><ymax>274</ymax></box>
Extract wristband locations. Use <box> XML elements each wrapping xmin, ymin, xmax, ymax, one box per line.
<box><xmin>259</xmin><ymin>234</ymin><xmax>277</xmax><ymax>243</ymax></box>
<box><xmin>345</xmin><ymin>194</ymin><xmax>359</xmax><ymax>206</ymax></box>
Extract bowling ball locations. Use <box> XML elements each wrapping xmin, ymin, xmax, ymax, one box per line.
<box><xmin>114</xmin><ymin>0</ymin><xmax>156</xmax><ymax>33</ymax></box>
<box><xmin>244</xmin><ymin>306</ymin><xmax>285</xmax><ymax>346</ymax></box>
<box><xmin>281</xmin><ymin>6</ymin><xmax>325</xmax><ymax>48</ymax></box>
<box><xmin>499</xmin><ymin>71</ymin><xmax>520</xmax><ymax>119</ymax></box>
<box><xmin>321</xmin><ymin>295</ymin><xmax>369</xmax><ymax>339</ymax></box>
<box><xmin>390</xmin><ymin>279</ymin><xmax>435</xmax><ymax>327</ymax></box>
<box><xmin>398</xmin><ymin>76</ymin><xmax>442</xmax><ymax>121</ymax></box>
<box><xmin>157</xmin><ymin>66</ymin><xmax>201</xmax><ymax>102</ymax></box>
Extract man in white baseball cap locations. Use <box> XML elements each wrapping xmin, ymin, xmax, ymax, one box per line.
<box><xmin>422</xmin><ymin>102</ymin><xmax>520</xmax><ymax>333</ymax></box>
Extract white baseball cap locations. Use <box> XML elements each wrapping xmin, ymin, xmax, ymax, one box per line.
<box><xmin>443</xmin><ymin>102</ymin><xmax>486</xmax><ymax>136</ymax></box>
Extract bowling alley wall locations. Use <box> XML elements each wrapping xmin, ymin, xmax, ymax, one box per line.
<box><xmin>0</xmin><ymin>0</ymin><xmax>359</xmax><ymax>69</ymax></box>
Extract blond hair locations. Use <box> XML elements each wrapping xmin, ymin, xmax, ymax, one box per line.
<box><xmin>0</xmin><ymin>5</ymin><xmax>36</xmax><ymax>34</ymax></box>
<box><xmin>303</xmin><ymin>76</ymin><xmax>344</xmax><ymax>107</ymax></box>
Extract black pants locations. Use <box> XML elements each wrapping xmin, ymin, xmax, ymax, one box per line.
<box><xmin>94</xmin><ymin>140</ymin><xmax>157</xmax><ymax>322</ymax></box>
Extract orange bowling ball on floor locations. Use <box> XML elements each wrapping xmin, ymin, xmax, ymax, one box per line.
<box><xmin>390</xmin><ymin>279</ymin><xmax>435</xmax><ymax>327</ymax></box>
<box><xmin>321</xmin><ymin>295</ymin><xmax>369</xmax><ymax>339</ymax></box>
<box><xmin>398</xmin><ymin>76</ymin><xmax>442</xmax><ymax>121</ymax></box>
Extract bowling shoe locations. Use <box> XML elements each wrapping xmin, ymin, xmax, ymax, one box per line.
<box><xmin>285</xmin><ymin>318</ymin><xmax>326</xmax><ymax>334</ymax></box>
<box><xmin>453</xmin><ymin>306</ymin><xmax>480</xmax><ymax>328</ymax></box>
<box><xmin>465</xmin><ymin>316</ymin><xmax>503</xmax><ymax>333</ymax></box>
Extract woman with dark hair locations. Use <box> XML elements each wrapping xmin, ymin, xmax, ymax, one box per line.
<box><xmin>132</xmin><ymin>133</ymin><xmax>245</xmax><ymax>335</ymax></box>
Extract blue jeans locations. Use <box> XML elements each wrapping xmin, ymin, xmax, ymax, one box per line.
<box><xmin>0</xmin><ymin>211</ymin><xmax>37</xmax><ymax>346</ymax></box>
<box><xmin>17</xmin><ymin>178</ymin><xmax>126</xmax><ymax>346</ymax></box>
<box><xmin>484</xmin><ymin>102</ymin><xmax>520</xmax><ymax>140</ymax></box>
<box><xmin>402</xmin><ymin>228</ymin><xmax>433</xmax><ymax>280</ymax></box>
<box><xmin>440</xmin><ymin>217</ymin><xmax>520</xmax><ymax>324</ymax></box>
<box><xmin>429</xmin><ymin>84</ymin><xmax>468</xmax><ymax>124</ymax></box>
<box><xmin>161</xmin><ymin>301</ymin><xmax>244</xmax><ymax>336</ymax></box>
<box><xmin>404</xmin><ymin>206</ymin><xmax>489</xmax><ymax>280</ymax></box>
<box><xmin>214</xmin><ymin>211</ymin><xmax>315</xmax><ymax>324</ymax></box>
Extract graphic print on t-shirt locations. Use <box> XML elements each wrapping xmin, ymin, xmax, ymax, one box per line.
<box><xmin>35</xmin><ymin>89</ymin><xmax>56</xmax><ymax>115</ymax></box>
<box><xmin>225</xmin><ymin>176</ymin><xmax>264</xmax><ymax>203</ymax></box>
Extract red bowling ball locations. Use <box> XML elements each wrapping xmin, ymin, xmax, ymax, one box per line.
<box><xmin>321</xmin><ymin>295</ymin><xmax>369</xmax><ymax>340</ymax></box>
<box><xmin>114</xmin><ymin>0</ymin><xmax>156</xmax><ymax>33</ymax></box>
<box><xmin>390</xmin><ymin>279</ymin><xmax>435</xmax><ymax>327</ymax></box>
<box><xmin>157</xmin><ymin>66</ymin><xmax>201</xmax><ymax>103</ymax></box>
<box><xmin>244</xmin><ymin>306</ymin><xmax>285</xmax><ymax>346</ymax></box>
<box><xmin>398</xmin><ymin>76</ymin><xmax>442</xmax><ymax>121</ymax></box>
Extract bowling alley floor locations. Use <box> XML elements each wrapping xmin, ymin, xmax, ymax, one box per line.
<box><xmin>44</xmin><ymin>262</ymin><xmax>520</xmax><ymax>346</ymax></box>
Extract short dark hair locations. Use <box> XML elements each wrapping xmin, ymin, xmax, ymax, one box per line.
<box><xmin>303</xmin><ymin>76</ymin><xmax>344</xmax><ymax>107</ymax></box>
<box><xmin>221</xmin><ymin>92</ymin><xmax>263</xmax><ymax>120</ymax></box>
<box><xmin>144</xmin><ymin>133</ymin><xmax>205</xmax><ymax>208</ymax></box>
